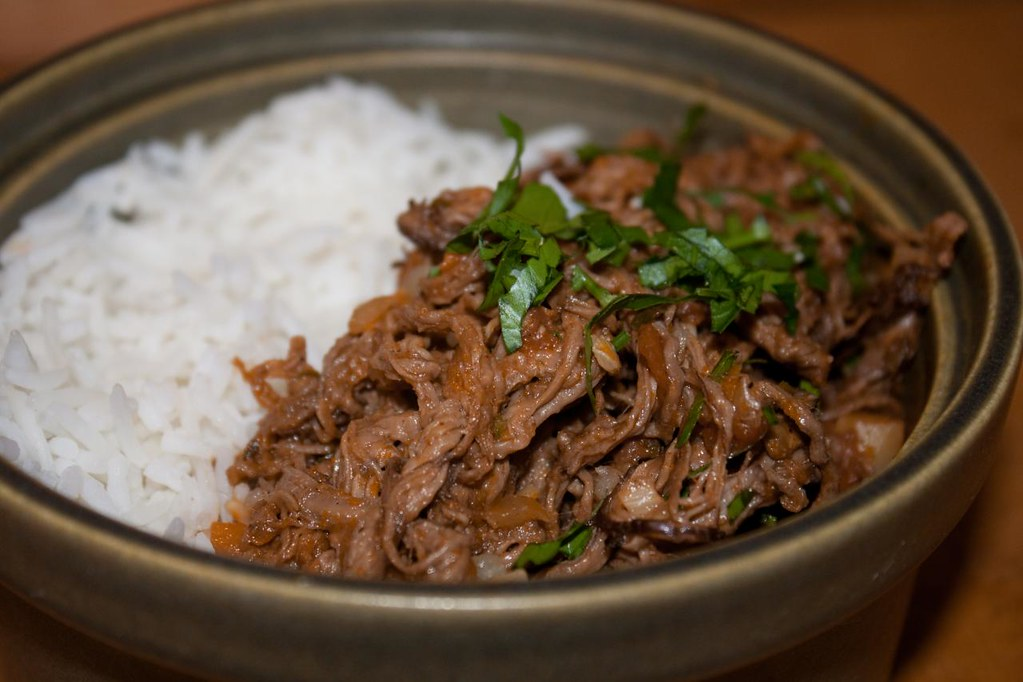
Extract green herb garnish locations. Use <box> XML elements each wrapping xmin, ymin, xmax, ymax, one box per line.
<box><xmin>446</xmin><ymin>113</ymin><xmax>851</xmax><ymax>358</ymax></box>
<box><xmin>574</xmin><ymin>272</ymin><xmax>680</xmax><ymax>410</ymax></box>
<box><xmin>671</xmin><ymin>102</ymin><xmax>707</xmax><ymax>156</ymax></box>
<box><xmin>570</xmin><ymin>267</ymin><xmax>616</xmax><ymax>307</ymax></box>
<box><xmin>727</xmin><ymin>489</ymin><xmax>755</xmax><ymax>522</ymax></box>
<box><xmin>642</xmin><ymin>161</ymin><xmax>696</xmax><ymax>231</ymax></box>
<box><xmin>795</xmin><ymin>231</ymin><xmax>829</xmax><ymax>293</ymax></box>
<box><xmin>796</xmin><ymin>150</ymin><xmax>854</xmax><ymax>212</ymax></box>
<box><xmin>790</xmin><ymin>150</ymin><xmax>855</xmax><ymax>221</ymax></box>
<box><xmin>710</xmin><ymin>349</ymin><xmax>738</xmax><ymax>379</ymax></box>
<box><xmin>574</xmin><ymin>210</ymin><xmax>651</xmax><ymax>266</ymax></box>
<box><xmin>486</xmin><ymin>114</ymin><xmax>527</xmax><ymax>218</ymax></box>
<box><xmin>798</xmin><ymin>379</ymin><xmax>821</xmax><ymax>397</ymax></box>
<box><xmin>689</xmin><ymin>187</ymin><xmax>780</xmax><ymax>213</ymax></box>
<box><xmin>640</xmin><ymin>164</ymin><xmax>798</xmax><ymax>332</ymax></box>
<box><xmin>446</xmin><ymin>117</ymin><xmax>569</xmax><ymax>353</ymax></box>
<box><xmin>677</xmin><ymin>394</ymin><xmax>706</xmax><ymax>447</ymax></box>
<box><xmin>514</xmin><ymin>521</ymin><xmax>594</xmax><ymax>570</ymax></box>
<box><xmin>676</xmin><ymin>350</ymin><xmax>738</xmax><ymax>446</ymax></box>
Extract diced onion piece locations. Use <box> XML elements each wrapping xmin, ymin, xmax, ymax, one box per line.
<box><xmin>835</xmin><ymin>412</ymin><xmax>905</xmax><ymax>471</ymax></box>
<box><xmin>618</xmin><ymin>460</ymin><xmax>670</xmax><ymax>519</ymax></box>
<box><xmin>473</xmin><ymin>552</ymin><xmax>514</xmax><ymax>581</ymax></box>
<box><xmin>592</xmin><ymin>465</ymin><xmax>621</xmax><ymax>501</ymax></box>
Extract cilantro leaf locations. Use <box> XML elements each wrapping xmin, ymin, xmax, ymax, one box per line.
<box><xmin>444</xmin><ymin>116</ymin><xmax>574</xmax><ymax>353</ymax></box>
<box><xmin>575</xmin><ymin>211</ymin><xmax>651</xmax><ymax>267</ymax></box>
<box><xmin>642</xmin><ymin>162</ymin><xmax>696</xmax><ymax>231</ymax></box>
<box><xmin>677</xmin><ymin>350</ymin><xmax>738</xmax><ymax>446</ymax></box>
<box><xmin>498</xmin><ymin>260</ymin><xmax>543</xmax><ymax>352</ymax></box>
<box><xmin>710</xmin><ymin>349</ymin><xmax>738</xmax><ymax>378</ymax></box>
<box><xmin>798</xmin><ymin>379</ymin><xmax>821</xmax><ymax>397</ymax></box>
<box><xmin>790</xmin><ymin>167</ymin><xmax>853</xmax><ymax>220</ymax></box>
<box><xmin>570</xmin><ymin>266</ymin><xmax>616</xmax><ymax>308</ymax></box>
<box><xmin>637</xmin><ymin>198</ymin><xmax>800</xmax><ymax>332</ymax></box>
<box><xmin>672</xmin><ymin>102</ymin><xmax>707</xmax><ymax>155</ymax></box>
<box><xmin>796</xmin><ymin>149</ymin><xmax>854</xmax><ymax>212</ymax></box>
<box><xmin>512</xmin><ymin>182</ymin><xmax>567</xmax><ymax>233</ymax></box>
<box><xmin>719</xmin><ymin>213</ymin><xmax>772</xmax><ymax>250</ymax></box>
<box><xmin>727</xmin><ymin>489</ymin><xmax>755</xmax><ymax>522</ymax></box>
<box><xmin>486</xmin><ymin>114</ymin><xmax>526</xmax><ymax>218</ymax></box>
<box><xmin>677</xmin><ymin>394</ymin><xmax>706</xmax><ymax>446</ymax></box>
<box><xmin>514</xmin><ymin>521</ymin><xmax>594</xmax><ymax>570</ymax></box>
<box><xmin>445</xmin><ymin>115</ymin><xmax>527</xmax><ymax>253</ymax></box>
<box><xmin>795</xmin><ymin>231</ymin><xmax>830</xmax><ymax>293</ymax></box>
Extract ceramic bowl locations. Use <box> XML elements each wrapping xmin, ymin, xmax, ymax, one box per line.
<box><xmin>0</xmin><ymin>2</ymin><xmax>1020</xmax><ymax>680</ymax></box>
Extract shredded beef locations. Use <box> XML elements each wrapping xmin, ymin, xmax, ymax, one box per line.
<box><xmin>213</xmin><ymin>130</ymin><xmax>963</xmax><ymax>582</ymax></box>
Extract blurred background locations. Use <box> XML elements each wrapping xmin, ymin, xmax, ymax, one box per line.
<box><xmin>1</xmin><ymin>1</ymin><xmax>1021</xmax><ymax>680</ymax></box>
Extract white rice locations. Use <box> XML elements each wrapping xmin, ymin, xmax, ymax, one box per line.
<box><xmin>0</xmin><ymin>77</ymin><xmax>584</xmax><ymax>549</ymax></box>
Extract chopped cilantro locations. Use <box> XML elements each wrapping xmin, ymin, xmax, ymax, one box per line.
<box><xmin>671</xmin><ymin>102</ymin><xmax>708</xmax><ymax>156</ymax></box>
<box><xmin>573</xmin><ymin>210</ymin><xmax>650</xmax><ymax>266</ymax></box>
<box><xmin>789</xmin><ymin>150</ymin><xmax>856</xmax><ymax>221</ymax></box>
<box><xmin>513</xmin><ymin>182</ymin><xmax>568</xmax><ymax>232</ymax></box>
<box><xmin>676</xmin><ymin>350</ymin><xmax>739</xmax><ymax>446</ymax></box>
<box><xmin>446</xmin><ymin>116</ymin><xmax>568</xmax><ymax>353</ymax></box>
<box><xmin>514</xmin><ymin>521</ymin><xmax>594</xmax><ymax>570</ymax></box>
<box><xmin>642</xmin><ymin>161</ymin><xmax>696</xmax><ymax>231</ymax></box>
<box><xmin>487</xmin><ymin>114</ymin><xmax>526</xmax><ymax>217</ymax></box>
<box><xmin>718</xmin><ymin>213</ymin><xmax>772</xmax><ymax>250</ymax></box>
<box><xmin>798</xmin><ymin>379</ymin><xmax>821</xmax><ymax>397</ymax></box>
<box><xmin>445</xmin><ymin>113</ymin><xmax>855</xmax><ymax>358</ymax></box>
<box><xmin>710</xmin><ymin>349</ymin><xmax>738</xmax><ymax>379</ymax></box>
<box><xmin>796</xmin><ymin>149</ymin><xmax>854</xmax><ymax>212</ymax></box>
<box><xmin>727</xmin><ymin>489</ymin><xmax>754</xmax><ymax>522</ymax></box>
<box><xmin>795</xmin><ymin>232</ymin><xmax>829</xmax><ymax>293</ymax></box>
<box><xmin>570</xmin><ymin>267</ymin><xmax>616</xmax><ymax>308</ymax></box>
<box><xmin>640</xmin><ymin>168</ymin><xmax>799</xmax><ymax>332</ymax></box>
<box><xmin>677</xmin><ymin>394</ymin><xmax>706</xmax><ymax>446</ymax></box>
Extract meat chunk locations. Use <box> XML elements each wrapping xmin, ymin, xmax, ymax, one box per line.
<box><xmin>397</xmin><ymin>186</ymin><xmax>493</xmax><ymax>253</ymax></box>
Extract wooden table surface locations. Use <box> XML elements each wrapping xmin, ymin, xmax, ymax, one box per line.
<box><xmin>1</xmin><ymin>1</ymin><xmax>1021</xmax><ymax>680</ymax></box>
